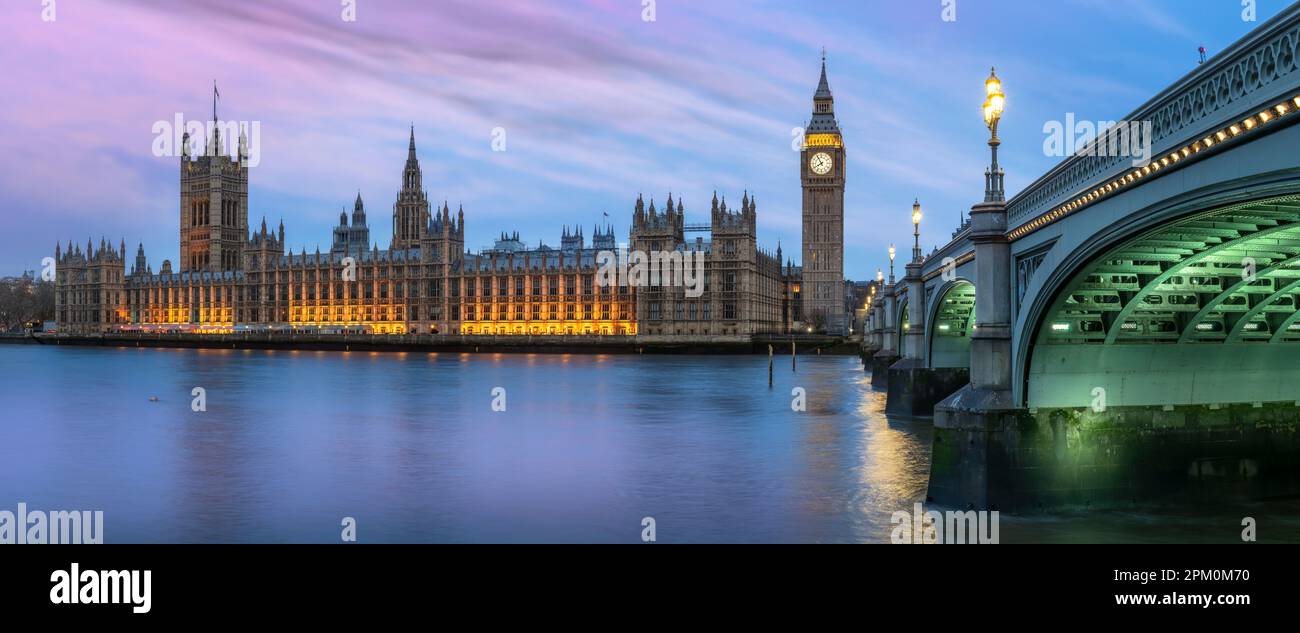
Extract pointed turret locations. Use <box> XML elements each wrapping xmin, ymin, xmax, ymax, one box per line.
<box><xmin>808</xmin><ymin>51</ymin><xmax>840</xmax><ymax>135</ymax></box>
<box><xmin>352</xmin><ymin>191</ymin><xmax>367</xmax><ymax>226</ymax></box>
<box><xmin>134</xmin><ymin>242</ymin><xmax>147</xmax><ymax>274</ymax></box>
<box><xmin>402</xmin><ymin>126</ymin><xmax>422</xmax><ymax>191</ymax></box>
<box><xmin>815</xmin><ymin>52</ymin><xmax>833</xmax><ymax>100</ymax></box>
<box><xmin>392</xmin><ymin>126</ymin><xmax>430</xmax><ymax>249</ymax></box>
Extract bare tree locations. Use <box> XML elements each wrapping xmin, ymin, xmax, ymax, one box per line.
<box><xmin>805</xmin><ymin>307</ymin><xmax>828</xmax><ymax>334</ymax></box>
<box><xmin>0</xmin><ymin>277</ymin><xmax>55</xmax><ymax>332</ymax></box>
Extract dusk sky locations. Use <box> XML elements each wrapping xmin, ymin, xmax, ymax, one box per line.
<box><xmin>0</xmin><ymin>0</ymin><xmax>1291</xmax><ymax>277</ymax></box>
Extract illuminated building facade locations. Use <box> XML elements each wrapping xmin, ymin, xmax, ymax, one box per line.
<box><xmin>459</xmin><ymin>226</ymin><xmax>637</xmax><ymax>336</ymax></box>
<box><xmin>55</xmin><ymin>107</ymin><xmax>808</xmax><ymax>338</ymax></box>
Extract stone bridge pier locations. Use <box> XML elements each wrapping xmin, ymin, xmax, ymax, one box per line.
<box><xmin>869</xmin><ymin>280</ymin><xmax>899</xmax><ymax>385</ymax></box>
<box><xmin>886</xmin><ymin>255</ymin><xmax>969</xmax><ymax>416</ymax></box>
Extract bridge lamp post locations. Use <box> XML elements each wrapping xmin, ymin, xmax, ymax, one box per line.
<box><xmin>911</xmin><ymin>199</ymin><xmax>923</xmax><ymax>262</ymax></box>
<box><xmin>982</xmin><ymin>68</ymin><xmax>1006</xmax><ymax>202</ymax></box>
<box><xmin>888</xmin><ymin>245</ymin><xmax>896</xmax><ymax>283</ymax></box>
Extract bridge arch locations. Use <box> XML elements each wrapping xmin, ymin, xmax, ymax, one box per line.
<box><xmin>895</xmin><ymin>298</ymin><xmax>911</xmax><ymax>358</ymax></box>
<box><xmin>926</xmin><ymin>279</ymin><xmax>976</xmax><ymax>369</ymax></box>
<box><xmin>1018</xmin><ymin>188</ymin><xmax>1300</xmax><ymax>409</ymax></box>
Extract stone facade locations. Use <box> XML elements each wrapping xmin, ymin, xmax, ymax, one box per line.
<box><xmin>630</xmin><ymin>192</ymin><xmax>786</xmax><ymax>337</ymax></box>
<box><xmin>801</xmin><ymin>57</ymin><xmax>847</xmax><ymax>334</ymax></box>
<box><xmin>55</xmin><ymin>127</ymin><xmax>799</xmax><ymax>338</ymax></box>
<box><xmin>52</xmin><ymin>238</ymin><xmax>128</xmax><ymax>332</ymax></box>
<box><xmin>457</xmin><ymin>227</ymin><xmax>637</xmax><ymax>336</ymax></box>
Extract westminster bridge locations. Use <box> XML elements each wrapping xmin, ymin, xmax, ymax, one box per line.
<box><xmin>865</xmin><ymin>5</ymin><xmax>1300</xmax><ymax>511</ymax></box>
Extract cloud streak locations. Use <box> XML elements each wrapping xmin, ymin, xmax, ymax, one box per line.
<box><xmin>0</xmin><ymin>0</ymin><xmax>1282</xmax><ymax>274</ymax></box>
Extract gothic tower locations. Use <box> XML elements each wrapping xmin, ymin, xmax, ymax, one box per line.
<box><xmin>801</xmin><ymin>54</ymin><xmax>846</xmax><ymax>334</ymax></box>
<box><xmin>392</xmin><ymin>127</ymin><xmax>431</xmax><ymax>250</ymax></box>
<box><xmin>180</xmin><ymin>86</ymin><xmax>249</xmax><ymax>273</ymax></box>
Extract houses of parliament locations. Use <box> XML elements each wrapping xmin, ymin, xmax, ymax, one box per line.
<box><xmin>54</xmin><ymin>62</ymin><xmax>849</xmax><ymax>338</ymax></box>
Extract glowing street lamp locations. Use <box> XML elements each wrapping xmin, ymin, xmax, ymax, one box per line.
<box><xmin>983</xmin><ymin>68</ymin><xmax>1005</xmax><ymax>133</ymax></box>
<box><xmin>888</xmin><ymin>244</ymin><xmax>896</xmax><ymax>282</ymax></box>
<box><xmin>982</xmin><ymin>67</ymin><xmax>1006</xmax><ymax>202</ymax></box>
<box><xmin>911</xmin><ymin>199</ymin><xmax>923</xmax><ymax>261</ymax></box>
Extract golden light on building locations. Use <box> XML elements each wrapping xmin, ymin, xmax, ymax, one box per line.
<box><xmin>803</xmin><ymin>133</ymin><xmax>844</xmax><ymax>148</ymax></box>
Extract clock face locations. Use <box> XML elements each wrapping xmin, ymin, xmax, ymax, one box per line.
<box><xmin>810</xmin><ymin>152</ymin><xmax>833</xmax><ymax>175</ymax></box>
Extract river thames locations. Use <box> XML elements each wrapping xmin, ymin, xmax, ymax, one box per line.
<box><xmin>1</xmin><ymin>345</ymin><xmax>1295</xmax><ymax>543</ymax></box>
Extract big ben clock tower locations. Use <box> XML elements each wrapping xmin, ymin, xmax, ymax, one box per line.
<box><xmin>801</xmin><ymin>53</ymin><xmax>846</xmax><ymax>334</ymax></box>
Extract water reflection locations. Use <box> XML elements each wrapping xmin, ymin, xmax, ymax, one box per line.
<box><xmin>0</xmin><ymin>345</ymin><xmax>1292</xmax><ymax>542</ymax></box>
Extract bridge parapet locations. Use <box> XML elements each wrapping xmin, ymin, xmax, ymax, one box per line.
<box><xmin>1006</xmin><ymin>5</ymin><xmax>1300</xmax><ymax>231</ymax></box>
<box><xmin>920</xmin><ymin>226</ymin><xmax>972</xmax><ymax>279</ymax></box>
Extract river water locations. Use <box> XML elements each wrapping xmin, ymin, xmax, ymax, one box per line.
<box><xmin>0</xmin><ymin>345</ymin><xmax>1294</xmax><ymax>543</ymax></box>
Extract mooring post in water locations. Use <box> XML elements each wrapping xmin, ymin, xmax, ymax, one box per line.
<box><xmin>791</xmin><ymin>340</ymin><xmax>796</xmax><ymax>371</ymax></box>
<box><xmin>759</xmin><ymin>345</ymin><xmax>769</xmax><ymax>387</ymax></box>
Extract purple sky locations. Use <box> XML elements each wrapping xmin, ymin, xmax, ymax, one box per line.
<box><xmin>0</xmin><ymin>0</ymin><xmax>1289</xmax><ymax>277</ymax></box>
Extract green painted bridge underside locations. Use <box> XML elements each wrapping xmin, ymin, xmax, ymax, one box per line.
<box><xmin>1024</xmin><ymin>195</ymin><xmax>1300</xmax><ymax>408</ymax></box>
<box><xmin>1038</xmin><ymin>195</ymin><xmax>1300</xmax><ymax>346</ymax></box>
<box><xmin>931</xmin><ymin>282</ymin><xmax>975</xmax><ymax>369</ymax></box>
<box><xmin>1028</xmin><ymin>343</ymin><xmax>1300</xmax><ymax>408</ymax></box>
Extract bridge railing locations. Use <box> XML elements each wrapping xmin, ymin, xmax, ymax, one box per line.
<box><xmin>1005</xmin><ymin>4</ymin><xmax>1300</xmax><ymax>230</ymax></box>
<box><xmin>920</xmin><ymin>225</ymin><xmax>972</xmax><ymax>279</ymax></box>
<box><xmin>917</xmin><ymin>2</ymin><xmax>1300</xmax><ymax>262</ymax></box>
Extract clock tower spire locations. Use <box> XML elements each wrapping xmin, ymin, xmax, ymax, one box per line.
<box><xmin>801</xmin><ymin>52</ymin><xmax>846</xmax><ymax>334</ymax></box>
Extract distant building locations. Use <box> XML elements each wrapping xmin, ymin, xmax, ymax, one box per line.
<box><xmin>846</xmin><ymin>280</ymin><xmax>875</xmax><ymax>334</ymax></box>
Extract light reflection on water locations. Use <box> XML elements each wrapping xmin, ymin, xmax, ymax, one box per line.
<box><xmin>0</xmin><ymin>345</ymin><xmax>1293</xmax><ymax>543</ymax></box>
